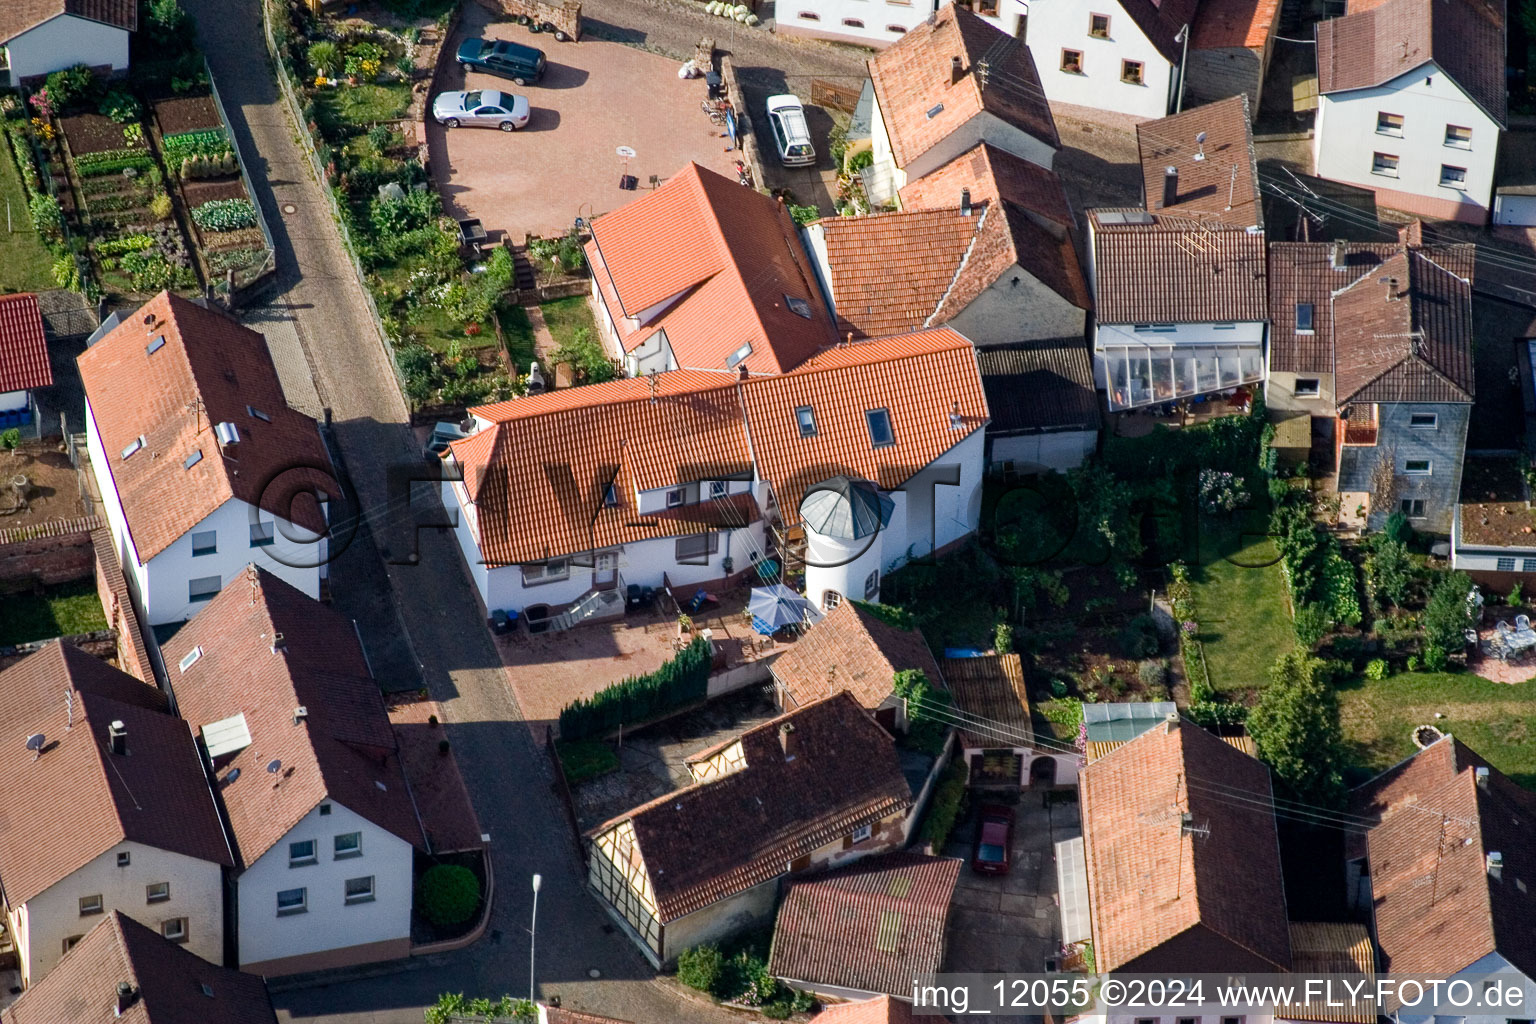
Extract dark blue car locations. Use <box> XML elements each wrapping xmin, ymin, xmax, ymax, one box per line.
<box><xmin>456</xmin><ymin>38</ymin><xmax>546</xmax><ymax>85</ymax></box>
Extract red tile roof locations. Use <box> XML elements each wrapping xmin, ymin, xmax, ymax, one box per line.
<box><xmin>594</xmin><ymin>692</ymin><xmax>911</xmax><ymax>922</ymax></box>
<box><xmin>455</xmin><ymin>371</ymin><xmax>752</xmax><ymax>567</ymax></box>
<box><xmin>1331</xmin><ymin>246</ymin><xmax>1475</xmax><ymax>403</ymax></box>
<box><xmin>0</xmin><ymin>0</ymin><xmax>136</xmax><ymax>40</ymax></box>
<box><xmin>161</xmin><ymin>568</ymin><xmax>424</xmax><ymax>869</ymax></box>
<box><xmin>817</xmin><ymin>209</ymin><xmax>980</xmax><ymax>339</ymax></box>
<box><xmin>868</xmin><ymin>5</ymin><xmax>1058</xmax><ymax>171</ymax></box>
<box><xmin>0</xmin><ymin>293</ymin><xmax>51</xmax><ymax>393</ymax></box>
<box><xmin>1353</xmin><ymin>737</ymin><xmax>1536</xmax><ymax>979</ymax></box>
<box><xmin>77</xmin><ymin>292</ymin><xmax>333</xmax><ymax>562</ymax></box>
<box><xmin>1081</xmin><ymin>716</ymin><xmax>1290</xmax><ymax>973</ymax></box>
<box><xmin>815</xmin><ymin>997</ymin><xmax>917</xmax><ymax>1024</ymax></box>
<box><xmin>1316</xmin><ymin>0</ymin><xmax>1507</xmax><ymax>126</ymax></box>
<box><xmin>1191</xmin><ymin>0</ymin><xmax>1281</xmax><ymax>48</ymax></box>
<box><xmin>771</xmin><ymin>600</ymin><xmax>944</xmax><ymax>711</ymax></box>
<box><xmin>769</xmin><ymin>852</ymin><xmax>962</xmax><ymax>996</ymax></box>
<box><xmin>586</xmin><ymin>163</ymin><xmax>837</xmax><ymax>374</ymax></box>
<box><xmin>740</xmin><ymin>328</ymin><xmax>989</xmax><ymax>526</ymax></box>
<box><xmin>1089</xmin><ymin>212</ymin><xmax>1268</xmax><ymax>324</ymax></box>
<box><xmin>0</xmin><ymin>643</ymin><xmax>231</xmax><ymax>906</ymax></box>
<box><xmin>3</xmin><ymin>912</ymin><xmax>275</xmax><ymax>1024</ymax></box>
<box><xmin>1135</xmin><ymin>96</ymin><xmax>1261</xmax><ymax>228</ymax></box>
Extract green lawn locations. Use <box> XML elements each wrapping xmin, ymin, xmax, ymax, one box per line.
<box><xmin>540</xmin><ymin>295</ymin><xmax>597</xmax><ymax>351</ymax></box>
<box><xmin>0</xmin><ymin>580</ymin><xmax>109</xmax><ymax>646</ymax></box>
<box><xmin>0</xmin><ymin>142</ymin><xmax>57</xmax><ymax>293</ymax></box>
<box><xmin>1187</xmin><ymin>516</ymin><xmax>1294</xmax><ymax>694</ymax></box>
<box><xmin>316</xmin><ymin>83</ymin><xmax>412</xmax><ymax>136</ymax></box>
<box><xmin>497</xmin><ymin>305</ymin><xmax>537</xmax><ymax>370</ymax></box>
<box><xmin>1338</xmin><ymin>670</ymin><xmax>1536</xmax><ymax>788</ymax></box>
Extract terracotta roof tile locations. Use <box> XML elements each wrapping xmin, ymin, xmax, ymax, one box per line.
<box><xmin>161</xmin><ymin>568</ymin><xmax>424</xmax><ymax>869</ymax></box>
<box><xmin>0</xmin><ymin>643</ymin><xmax>231</xmax><ymax>906</ymax></box>
<box><xmin>1316</xmin><ymin>0</ymin><xmax>1506</xmax><ymax>125</ymax></box>
<box><xmin>899</xmin><ymin>142</ymin><xmax>1073</xmax><ymax>225</ymax></box>
<box><xmin>772</xmin><ymin>600</ymin><xmax>944</xmax><ymax>711</ymax></box>
<box><xmin>595</xmin><ymin>692</ymin><xmax>911</xmax><ymax>922</ymax></box>
<box><xmin>3</xmin><ymin>912</ymin><xmax>275</xmax><ymax>1024</ymax></box>
<box><xmin>1353</xmin><ymin>737</ymin><xmax>1536</xmax><ymax>979</ymax></box>
<box><xmin>974</xmin><ymin>339</ymin><xmax>1099</xmax><ymax>435</ymax></box>
<box><xmin>586</xmin><ymin>163</ymin><xmax>838</xmax><ymax>373</ymax></box>
<box><xmin>943</xmin><ymin>654</ymin><xmax>1033</xmax><ymax>750</ymax></box>
<box><xmin>868</xmin><ymin>6</ymin><xmax>1058</xmax><ymax>171</ymax></box>
<box><xmin>0</xmin><ymin>293</ymin><xmax>51</xmax><ymax>393</ymax></box>
<box><xmin>1080</xmin><ymin>717</ymin><xmax>1290</xmax><ymax>972</ymax></box>
<box><xmin>814</xmin><ymin>996</ymin><xmax>917</xmax><ymax>1024</ymax></box>
<box><xmin>817</xmin><ymin>209</ymin><xmax>979</xmax><ymax>339</ymax></box>
<box><xmin>1089</xmin><ymin>213</ymin><xmax>1267</xmax><ymax>323</ymax></box>
<box><xmin>0</xmin><ymin>0</ymin><xmax>136</xmax><ymax>40</ymax></box>
<box><xmin>76</xmin><ymin>293</ymin><xmax>333</xmax><ymax>562</ymax></box>
<box><xmin>741</xmin><ymin>328</ymin><xmax>990</xmax><ymax>526</ymax></box>
<box><xmin>768</xmin><ymin>852</ymin><xmax>962</xmax><ymax>996</ymax></box>
<box><xmin>1135</xmin><ymin>96</ymin><xmax>1261</xmax><ymax>228</ymax></box>
<box><xmin>1191</xmin><ymin>0</ymin><xmax>1281</xmax><ymax>48</ymax></box>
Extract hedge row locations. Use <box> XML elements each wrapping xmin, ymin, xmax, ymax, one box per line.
<box><xmin>558</xmin><ymin>636</ymin><xmax>712</xmax><ymax>741</ymax></box>
<box><xmin>77</xmin><ymin>154</ymin><xmax>156</xmax><ymax>177</ymax></box>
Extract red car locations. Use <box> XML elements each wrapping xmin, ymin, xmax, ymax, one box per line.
<box><xmin>970</xmin><ymin>804</ymin><xmax>1015</xmax><ymax>875</ymax></box>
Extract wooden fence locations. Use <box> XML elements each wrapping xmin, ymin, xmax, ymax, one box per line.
<box><xmin>811</xmin><ymin>78</ymin><xmax>861</xmax><ymax>113</ymax></box>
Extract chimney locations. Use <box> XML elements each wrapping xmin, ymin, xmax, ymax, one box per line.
<box><xmin>1162</xmin><ymin>165</ymin><xmax>1178</xmax><ymax>208</ymax></box>
<box><xmin>116</xmin><ymin>981</ymin><xmax>138</xmax><ymax>1015</ymax></box>
<box><xmin>779</xmin><ymin>721</ymin><xmax>798</xmax><ymax>761</ymax></box>
<box><xmin>1164</xmin><ymin>711</ymin><xmax>1179</xmax><ymax>734</ymax></box>
<box><xmin>949</xmin><ymin>400</ymin><xmax>963</xmax><ymax>429</ymax></box>
<box><xmin>1381</xmin><ymin>276</ymin><xmax>1401</xmax><ymax>301</ymax></box>
<box><xmin>214</xmin><ymin>421</ymin><xmax>240</xmax><ymax>452</ymax></box>
<box><xmin>960</xmin><ymin>187</ymin><xmax>972</xmax><ymax>216</ymax></box>
<box><xmin>1488</xmin><ymin>851</ymin><xmax>1504</xmax><ymax>879</ymax></box>
<box><xmin>950</xmin><ymin>56</ymin><xmax>964</xmax><ymax>83</ymax></box>
<box><xmin>293</xmin><ymin>705</ymin><xmax>309</xmax><ymax>725</ymax></box>
<box><xmin>737</xmin><ymin>362</ymin><xmax>749</xmax><ymax>380</ymax></box>
<box><xmin>108</xmin><ymin>720</ymin><xmax>127</xmax><ymax>756</ymax></box>
<box><xmin>1398</xmin><ymin>219</ymin><xmax>1423</xmax><ymax>248</ymax></box>
<box><xmin>271</xmin><ymin>631</ymin><xmax>286</xmax><ymax>655</ymax></box>
<box><xmin>1331</xmin><ymin>240</ymin><xmax>1348</xmax><ymax>270</ymax></box>
<box><xmin>1476</xmin><ymin>766</ymin><xmax>1491</xmax><ymax>787</ymax></box>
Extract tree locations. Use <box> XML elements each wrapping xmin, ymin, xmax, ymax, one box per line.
<box><xmin>1422</xmin><ymin>569</ymin><xmax>1475</xmax><ymax>664</ymax></box>
<box><xmin>551</xmin><ymin>327</ymin><xmax>616</xmax><ymax>385</ymax></box>
<box><xmin>1366</xmin><ymin>537</ymin><xmax>1413</xmax><ymax>607</ymax></box>
<box><xmin>1248</xmin><ymin>649</ymin><xmax>1346</xmax><ymax>808</ymax></box>
<box><xmin>1067</xmin><ymin>462</ymin><xmax>1143</xmax><ymax>570</ymax></box>
<box><xmin>893</xmin><ymin>668</ymin><xmax>950</xmax><ymax>755</ymax></box>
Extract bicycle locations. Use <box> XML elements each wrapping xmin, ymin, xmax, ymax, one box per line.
<box><xmin>702</xmin><ymin>99</ymin><xmax>728</xmax><ymax>126</ymax></box>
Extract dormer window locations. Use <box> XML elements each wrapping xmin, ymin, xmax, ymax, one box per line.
<box><xmin>666</xmin><ymin>488</ymin><xmax>684</xmax><ymax>508</ymax></box>
<box><xmin>710</xmin><ymin>480</ymin><xmax>728</xmax><ymax>498</ymax></box>
<box><xmin>865</xmin><ymin>408</ymin><xmax>895</xmax><ymax>448</ymax></box>
<box><xmin>785</xmin><ymin>296</ymin><xmax>813</xmax><ymax>319</ymax></box>
<box><xmin>121</xmin><ymin>436</ymin><xmax>145</xmax><ymax>460</ymax></box>
<box><xmin>795</xmin><ymin>406</ymin><xmax>817</xmax><ymax>437</ymax></box>
<box><xmin>604</xmin><ymin>483</ymin><xmax>619</xmax><ymax>507</ymax></box>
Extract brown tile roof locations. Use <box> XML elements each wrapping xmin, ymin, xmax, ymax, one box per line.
<box><xmin>899</xmin><ymin>142</ymin><xmax>1074</xmax><ymax>225</ymax></box>
<box><xmin>1281</xmin><ymin>922</ymin><xmax>1377</xmax><ymax>1023</ymax></box>
<box><xmin>1352</xmin><ymin>736</ymin><xmax>1536</xmax><ymax>980</ymax></box>
<box><xmin>454</xmin><ymin>371</ymin><xmax>753</xmax><ymax>567</ymax></box>
<box><xmin>1117</xmin><ymin>0</ymin><xmax>1204</xmax><ymax>61</ymax></box>
<box><xmin>594</xmin><ymin>692</ymin><xmax>911</xmax><ymax>922</ymax></box>
<box><xmin>1316</xmin><ymin>0</ymin><xmax>1507</xmax><ymax>126</ymax></box>
<box><xmin>771</xmin><ymin>600</ymin><xmax>944</xmax><ymax>711</ymax></box>
<box><xmin>0</xmin><ymin>643</ymin><xmax>230</xmax><ymax>906</ymax></box>
<box><xmin>768</xmin><ymin>852</ymin><xmax>962</xmax><ymax>997</ymax></box>
<box><xmin>1191</xmin><ymin>0</ymin><xmax>1281</xmax><ymax>48</ymax></box>
<box><xmin>1135</xmin><ymin>96</ymin><xmax>1260</xmax><ymax>228</ymax></box>
<box><xmin>3</xmin><ymin>912</ymin><xmax>275</xmax><ymax>1024</ymax></box>
<box><xmin>160</xmin><ymin>568</ymin><xmax>424</xmax><ymax>869</ymax></box>
<box><xmin>740</xmin><ymin>328</ymin><xmax>990</xmax><ymax>527</ymax></box>
<box><xmin>0</xmin><ymin>293</ymin><xmax>51</xmax><ymax>393</ymax></box>
<box><xmin>943</xmin><ymin>654</ymin><xmax>1033</xmax><ymax>750</ymax></box>
<box><xmin>868</xmin><ymin>5</ymin><xmax>1058</xmax><ymax>171</ymax></box>
<box><xmin>76</xmin><ymin>292</ymin><xmax>333</xmax><ymax>562</ymax></box>
<box><xmin>974</xmin><ymin>339</ymin><xmax>1100</xmax><ymax>435</ymax></box>
<box><xmin>1080</xmin><ymin>716</ymin><xmax>1290</xmax><ymax>973</ymax></box>
<box><xmin>1332</xmin><ymin>247</ymin><xmax>1475</xmax><ymax>403</ymax></box>
<box><xmin>815</xmin><ymin>996</ymin><xmax>917</xmax><ymax>1024</ymax></box>
<box><xmin>586</xmin><ymin>163</ymin><xmax>838</xmax><ymax>374</ymax></box>
<box><xmin>1089</xmin><ymin>213</ymin><xmax>1268</xmax><ymax>324</ymax></box>
<box><xmin>0</xmin><ymin>0</ymin><xmax>136</xmax><ymax>40</ymax></box>
<box><xmin>1267</xmin><ymin>241</ymin><xmax>1399</xmax><ymax>373</ymax></box>
<box><xmin>817</xmin><ymin>209</ymin><xmax>980</xmax><ymax>339</ymax></box>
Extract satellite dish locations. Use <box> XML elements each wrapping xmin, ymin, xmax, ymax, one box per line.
<box><xmin>266</xmin><ymin>759</ymin><xmax>282</xmax><ymax>774</ymax></box>
<box><xmin>226</xmin><ymin>768</ymin><xmax>241</xmax><ymax>782</ymax></box>
<box><xmin>616</xmin><ymin>145</ymin><xmax>636</xmax><ymax>158</ymax></box>
<box><xmin>1195</xmin><ymin>131</ymin><xmax>1208</xmax><ymax>143</ymax></box>
<box><xmin>24</xmin><ymin>733</ymin><xmax>45</xmax><ymax>752</ymax></box>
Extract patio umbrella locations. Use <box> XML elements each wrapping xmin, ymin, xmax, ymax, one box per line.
<box><xmin>798</xmin><ymin>476</ymin><xmax>894</xmax><ymax>540</ymax></box>
<box><xmin>748</xmin><ymin>584</ymin><xmax>816</xmax><ymax>634</ymax></box>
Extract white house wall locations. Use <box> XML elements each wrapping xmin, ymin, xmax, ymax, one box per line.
<box><xmin>1313</xmin><ymin>63</ymin><xmax>1500</xmax><ymax>214</ymax></box>
<box><xmin>235</xmin><ymin>799</ymin><xmax>414</xmax><ymax>972</ymax></box>
<box><xmin>4</xmin><ymin>14</ymin><xmax>128</xmax><ymax>81</ymax></box>
<box><xmin>904</xmin><ymin>111</ymin><xmax>1058</xmax><ymax>182</ymax></box>
<box><xmin>18</xmin><ymin>842</ymin><xmax>224</xmax><ymax>986</ymax></box>
<box><xmin>1024</xmin><ymin>0</ymin><xmax>1173</xmax><ymax>119</ymax></box>
<box><xmin>85</xmin><ymin>396</ymin><xmax>152</xmax><ymax>621</ymax></box>
<box><xmin>946</xmin><ymin>259</ymin><xmax>1087</xmax><ymax>344</ymax></box>
<box><xmin>778</xmin><ymin>0</ymin><xmax>1023</xmax><ymax>50</ymax></box>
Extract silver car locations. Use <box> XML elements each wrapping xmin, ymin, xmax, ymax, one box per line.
<box><xmin>432</xmin><ymin>89</ymin><xmax>531</xmax><ymax>131</ymax></box>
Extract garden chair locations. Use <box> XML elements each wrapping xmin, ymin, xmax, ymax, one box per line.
<box><xmin>1517</xmin><ymin>614</ymin><xmax>1532</xmax><ymax>632</ymax></box>
<box><xmin>1498</xmin><ymin>620</ymin><xmax>1516</xmax><ymax>636</ymax></box>
<box><xmin>1465</xmin><ymin>628</ymin><xmax>1480</xmax><ymax>647</ymax></box>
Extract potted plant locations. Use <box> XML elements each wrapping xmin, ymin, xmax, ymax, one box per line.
<box><xmin>677</xmin><ymin>612</ymin><xmax>694</xmax><ymax>637</ymax></box>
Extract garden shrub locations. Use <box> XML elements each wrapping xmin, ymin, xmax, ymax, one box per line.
<box><xmin>1323</xmin><ymin>552</ymin><xmax>1361</xmax><ymax>627</ymax></box>
<box><xmin>149</xmin><ymin>192</ymin><xmax>173</xmax><ymax>220</ymax></box>
<box><xmin>44</xmin><ymin>64</ymin><xmax>97</xmax><ymax>110</ymax></box>
<box><xmin>50</xmin><ymin>254</ymin><xmax>80</xmax><ymax>291</ymax></box>
<box><xmin>1422</xmin><ymin>569</ymin><xmax>1474</xmax><ymax>656</ymax></box>
<box><xmin>1384</xmin><ymin>510</ymin><xmax>1415</xmax><ymax>546</ymax></box>
<box><xmin>28</xmin><ymin>194</ymin><xmax>62</xmax><ymax>239</ymax></box>
<box><xmin>1198</xmin><ymin>468</ymin><xmax>1249</xmax><ymax>515</ymax></box>
<box><xmin>677</xmin><ymin>944</ymin><xmax>724</xmax><ymax>992</ymax></box>
<box><xmin>191</xmin><ymin>197</ymin><xmax>258</xmax><ymax>232</ymax></box>
<box><xmin>552</xmin><ymin>327</ymin><xmax>616</xmax><ymax>385</ymax></box>
<box><xmin>425</xmin><ymin>994</ymin><xmax>535</xmax><ymax>1024</ymax></box>
<box><xmin>919</xmin><ymin>760</ymin><xmax>967</xmax><ymax>848</ymax></box>
<box><xmin>1116</xmin><ymin>614</ymin><xmax>1161</xmax><ymax>659</ymax></box>
<box><xmin>1186</xmin><ymin>700</ymin><xmax>1247</xmax><ymax>728</ymax></box>
<box><xmin>787</xmin><ymin>203</ymin><xmax>818</xmax><ymax>226</ymax></box>
<box><xmin>994</xmin><ymin>621</ymin><xmax>1014</xmax><ymax>655</ymax></box>
<box><xmin>894</xmin><ymin>668</ymin><xmax>950</xmax><ymax>755</ymax></box>
<box><xmin>558</xmin><ymin>636</ymin><xmax>712</xmax><ymax>740</ymax></box>
<box><xmin>416</xmin><ymin>863</ymin><xmax>481</xmax><ymax>927</ymax></box>
<box><xmin>307</xmin><ymin>40</ymin><xmax>340</xmax><ymax>77</ymax></box>
<box><xmin>121</xmin><ymin>249</ymin><xmax>178</xmax><ymax>291</ymax></box>
<box><xmin>368</xmin><ymin>188</ymin><xmax>438</xmax><ymax>237</ymax></box>
<box><xmin>1137</xmin><ymin>659</ymin><xmax>1168</xmax><ymax>687</ymax></box>
<box><xmin>97</xmin><ymin>90</ymin><xmax>141</xmax><ymax>123</ymax></box>
<box><xmin>1294</xmin><ymin>602</ymin><xmax>1329</xmax><ymax>647</ymax></box>
<box><xmin>1249</xmin><ymin>649</ymin><xmax>1346</xmax><ymax>807</ymax></box>
<box><xmin>1366</xmin><ymin>537</ymin><xmax>1413</xmax><ymax>607</ymax></box>
<box><xmin>1364</xmin><ymin>658</ymin><xmax>1388</xmax><ymax>680</ymax></box>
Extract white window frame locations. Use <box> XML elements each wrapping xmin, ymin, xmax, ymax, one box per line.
<box><xmin>344</xmin><ymin>875</ymin><xmax>376</xmax><ymax>905</ymax></box>
<box><xmin>1372</xmin><ymin>152</ymin><xmax>1400</xmax><ymax>177</ymax></box>
<box><xmin>795</xmin><ymin>405</ymin><xmax>817</xmax><ymax>437</ymax></box>
<box><xmin>665</xmin><ymin>488</ymin><xmax>684</xmax><ymax>508</ymax></box>
<box><xmin>1522</xmin><ymin>559</ymin><xmax>1536</xmax><ymax>573</ymax></box>
<box><xmin>1444</xmin><ymin>124</ymin><xmax>1472</xmax><ymax>149</ymax></box>
<box><xmin>1498</xmin><ymin>557</ymin><xmax>1517</xmax><ymax>573</ymax></box>
<box><xmin>1439</xmin><ymin>164</ymin><xmax>1467</xmax><ymax>190</ymax></box>
<box><xmin>852</xmin><ymin>823</ymin><xmax>873</xmax><ymax>843</ymax></box>
<box><xmin>675</xmin><ymin>532</ymin><xmax>719</xmax><ymax>565</ymax></box>
<box><xmin>864</xmin><ymin>568</ymin><xmax>880</xmax><ymax>599</ymax></box>
<box><xmin>334</xmin><ymin>832</ymin><xmax>363</xmax><ymax>859</ymax></box>
<box><xmin>276</xmin><ymin>887</ymin><xmax>308</xmax><ymax>916</ymax></box>
<box><xmin>146</xmin><ymin>882</ymin><xmax>170</xmax><ymax>904</ymax></box>
<box><xmin>1295</xmin><ymin>303</ymin><xmax>1315</xmax><ymax>334</ymax></box>
<box><xmin>161</xmin><ymin>917</ymin><xmax>188</xmax><ymax>942</ymax></box>
<box><xmin>520</xmin><ymin>559</ymin><xmax>570</xmax><ymax>586</ymax></box>
<box><xmin>1409</xmin><ymin>412</ymin><xmax>1437</xmax><ymax>428</ymax></box>
<box><xmin>289</xmin><ymin>839</ymin><xmax>318</xmax><ymax>867</ymax></box>
<box><xmin>709</xmin><ymin>480</ymin><xmax>728</xmax><ymax>499</ymax></box>
<box><xmin>1376</xmin><ymin>111</ymin><xmax>1404</xmax><ymax>136</ymax></box>
<box><xmin>1400</xmin><ymin>498</ymin><xmax>1425</xmax><ymax>518</ymax></box>
<box><xmin>1404</xmin><ymin>459</ymin><xmax>1432</xmax><ymax>475</ymax></box>
<box><xmin>79</xmin><ymin>894</ymin><xmax>103</xmax><ymax>916</ymax></box>
<box><xmin>1294</xmin><ymin>378</ymin><xmax>1321</xmax><ymax>397</ymax></box>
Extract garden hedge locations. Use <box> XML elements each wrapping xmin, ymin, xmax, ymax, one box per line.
<box><xmin>416</xmin><ymin>863</ymin><xmax>481</xmax><ymax>927</ymax></box>
<box><xmin>558</xmin><ymin>636</ymin><xmax>711</xmax><ymax>741</ymax></box>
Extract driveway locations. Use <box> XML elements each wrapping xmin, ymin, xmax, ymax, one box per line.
<box><xmin>430</xmin><ymin>4</ymin><xmax>751</xmax><ymax>240</ymax></box>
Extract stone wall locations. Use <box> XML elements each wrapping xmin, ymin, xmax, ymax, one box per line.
<box><xmin>0</xmin><ymin>516</ymin><xmax>102</xmax><ymax>589</ymax></box>
<box><xmin>470</xmin><ymin>0</ymin><xmax>582</xmax><ymax>40</ymax></box>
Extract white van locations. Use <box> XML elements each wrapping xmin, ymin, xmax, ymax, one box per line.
<box><xmin>765</xmin><ymin>94</ymin><xmax>816</xmax><ymax>168</ymax></box>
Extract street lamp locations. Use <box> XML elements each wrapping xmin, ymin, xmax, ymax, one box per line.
<box><xmin>529</xmin><ymin>874</ymin><xmax>542</xmax><ymax>1005</ymax></box>
<box><xmin>1173</xmin><ymin>23</ymin><xmax>1189</xmax><ymax>113</ymax></box>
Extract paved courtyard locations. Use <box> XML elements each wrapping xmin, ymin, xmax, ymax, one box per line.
<box><xmin>429</xmin><ymin>4</ymin><xmax>749</xmax><ymax>241</ymax></box>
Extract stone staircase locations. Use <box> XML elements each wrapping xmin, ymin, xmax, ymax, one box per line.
<box><xmin>546</xmin><ymin>576</ymin><xmax>626</xmax><ymax>631</ymax></box>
